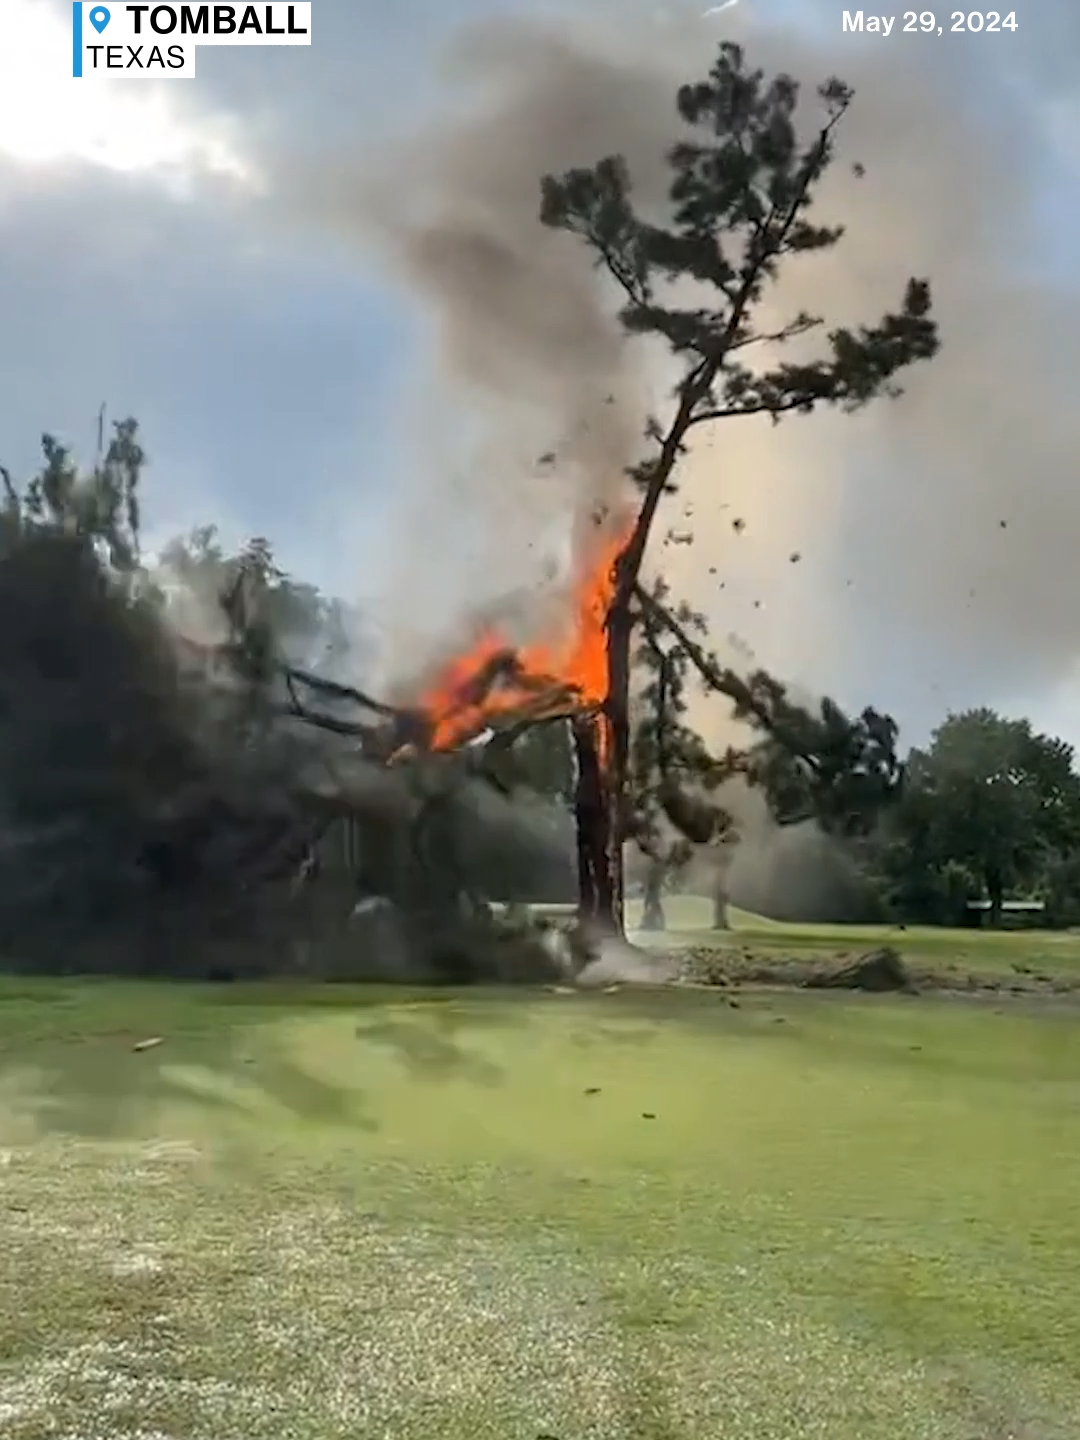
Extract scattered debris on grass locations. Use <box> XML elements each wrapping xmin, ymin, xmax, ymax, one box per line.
<box><xmin>676</xmin><ymin>944</ymin><xmax>1080</xmax><ymax>999</ymax></box>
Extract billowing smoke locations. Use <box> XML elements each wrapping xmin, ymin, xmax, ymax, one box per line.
<box><xmin>714</xmin><ymin>782</ymin><xmax>882</xmax><ymax>924</ymax></box>
<box><xmin>274</xmin><ymin>22</ymin><xmax>666</xmax><ymax>684</ymax></box>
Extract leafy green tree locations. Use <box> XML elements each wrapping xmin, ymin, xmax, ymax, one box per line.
<box><xmin>889</xmin><ymin>709</ymin><xmax>1080</xmax><ymax>925</ymax></box>
<box><xmin>540</xmin><ymin>41</ymin><xmax>939</xmax><ymax>933</ymax></box>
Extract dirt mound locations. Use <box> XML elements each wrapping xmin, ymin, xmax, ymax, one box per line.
<box><xmin>679</xmin><ymin>944</ymin><xmax>1080</xmax><ymax>999</ymax></box>
<box><xmin>679</xmin><ymin>945</ymin><xmax>915</xmax><ymax>992</ymax></box>
<box><xmin>803</xmin><ymin>947</ymin><xmax>913</xmax><ymax>992</ymax></box>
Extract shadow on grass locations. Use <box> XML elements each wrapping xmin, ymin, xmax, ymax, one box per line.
<box><xmin>0</xmin><ymin>986</ymin><xmax>376</xmax><ymax>1141</ymax></box>
<box><xmin>0</xmin><ymin>978</ymin><xmax>553</xmax><ymax>1141</ymax></box>
<box><xmin>352</xmin><ymin>993</ymin><xmax>537</xmax><ymax>1085</ymax></box>
<box><xmin>0</xmin><ymin>978</ymin><xmax>851</xmax><ymax>1144</ymax></box>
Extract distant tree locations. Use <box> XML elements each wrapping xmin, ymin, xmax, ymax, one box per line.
<box><xmin>887</xmin><ymin>709</ymin><xmax>1080</xmax><ymax>925</ymax></box>
<box><xmin>511</xmin><ymin>719</ymin><xmax>576</xmax><ymax>805</ymax></box>
<box><xmin>1</xmin><ymin>418</ymin><xmax>144</xmax><ymax>575</ymax></box>
<box><xmin>626</xmin><ymin>578</ymin><xmax>734</xmax><ymax>929</ymax></box>
<box><xmin>1039</xmin><ymin>849</ymin><xmax>1080</xmax><ymax>929</ymax></box>
<box><xmin>158</xmin><ymin>525</ymin><xmax>331</xmax><ymax>669</ymax></box>
<box><xmin>540</xmin><ymin>41</ymin><xmax>939</xmax><ymax>933</ymax></box>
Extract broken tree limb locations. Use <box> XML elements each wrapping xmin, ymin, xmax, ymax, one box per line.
<box><xmin>283</xmin><ymin>665</ymin><xmax>399</xmax><ymax>716</ymax></box>
<box><xmin>632</xmin><ymin>581</ymin><xmax>902</xmax><ymax>834</ymax></box>
<box><xmin>633</xmin><ymin>581</ymin><xmax>823</xmax><ymax>777</ymax></box>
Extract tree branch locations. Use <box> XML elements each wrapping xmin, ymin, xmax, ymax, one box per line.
<box><xmin>615</xmin><ymin>106</ymin><xmax>849</xmax><ymax>607</ymax></box>
<box><xmin>685</xmin><ymin>394</ymin><xmax>814</xmax><ymax>429</ymax></box>
<box><xmin>282</xmin><ymin>664</ymin><xmax>399</xmax><ymax>717</ymax></box>
<box><xmin>717</xmin><ymin>314</ymin><xmax>823</xmax><ymax>356</ymax></box>
<box><xmin>633</xmin><ymin>582</ymin><xmax>823</xmax><ymax>777</ymax></box>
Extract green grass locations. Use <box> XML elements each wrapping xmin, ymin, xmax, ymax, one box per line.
<box><xmin>2</xmin><ymin>978</ymin><xmax>1079</xmax><ymax>1438</ymax></box>
<box><xmin>627</xmin><ymin>895</ymin><xmax>1080</xmax><ymax>980</ymax></box>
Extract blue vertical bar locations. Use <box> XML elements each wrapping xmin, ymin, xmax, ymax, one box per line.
<box><xmin>72</xmin><ymin>2</ymin><xmax>82</xmax><ymax>77</ymax></box>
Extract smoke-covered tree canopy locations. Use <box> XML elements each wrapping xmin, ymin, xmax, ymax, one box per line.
<box><xmin>0</xmin><ymin>425</ymin><xmax>585</xmax><ymax>977</ymax></box>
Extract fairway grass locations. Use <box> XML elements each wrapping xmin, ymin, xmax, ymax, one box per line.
<box><xmin>1</xmin><ymin>980</ymin><xmax>1079</xmax><ymax>1438</ymax></box>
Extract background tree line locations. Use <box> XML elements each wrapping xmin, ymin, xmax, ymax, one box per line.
<box><xmin>627</xmin><ymin>656</ymin><xmax>1080</xmax><ymax>931</ymax></box>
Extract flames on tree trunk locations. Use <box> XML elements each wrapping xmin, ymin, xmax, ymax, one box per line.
<box><xmin>409</xmin><ymin>508</ymin><xmax>633</xmax><ymax>935</ymax></box>
<box><xmin>569</xmin><ymin>597</ymin><xmax>631</xmax><ymax>936</ymax></box>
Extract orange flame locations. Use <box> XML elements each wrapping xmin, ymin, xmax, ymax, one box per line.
<box><xmin>413</xmin><ymin>511</ymin><xmax>632</xmax><ymax>750</ymax></box>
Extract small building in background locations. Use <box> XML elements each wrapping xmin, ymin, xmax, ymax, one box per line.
<box><xmin>962</xmin><ymin>899</ymin><xmax>1046</xmax><ymax>929</ymax></box>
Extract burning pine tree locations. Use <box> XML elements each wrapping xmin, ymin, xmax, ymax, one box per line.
<box><xmin>407</xmin><ymin>44</ymin><xmax>939</xmax><ymax>935</ymax></box>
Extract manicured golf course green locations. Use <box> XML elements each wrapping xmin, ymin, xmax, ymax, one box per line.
<box><xmin>1</xmin><ymin>961</ymin><xmax>1078</xmax><ymax>1437</ymax></box>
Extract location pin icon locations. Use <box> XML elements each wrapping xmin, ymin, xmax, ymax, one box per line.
<box><xmin>88</xmin><ymin>6</ymin><xmax>111</xmax><ymax>32</ymax></box>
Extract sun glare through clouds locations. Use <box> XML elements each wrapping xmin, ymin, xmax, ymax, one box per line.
<box><xmin>0</xmin><ymin>0</ymin><xmax>252</xmax><ymax>184</ymax></box>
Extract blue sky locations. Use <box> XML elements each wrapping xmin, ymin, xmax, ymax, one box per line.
<box><xmin>0</xmin><ymin>0</ymin><xmax>1077</xmax><ymax>748</ymax></box>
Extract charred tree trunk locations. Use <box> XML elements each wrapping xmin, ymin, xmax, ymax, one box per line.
<box><xmin>641</xmin><ymin>860</ymin><xmax>666</xmax><ymax>930</ymax></box>
<box><xmin>572</xmin><ymin>715</ymin><xmax>618</xmax><ymax>932</ymax></box>
<box><xmin>571</xmin><ymin>604</ymin><xmax>631</xmax><ymax>936</ymax></box>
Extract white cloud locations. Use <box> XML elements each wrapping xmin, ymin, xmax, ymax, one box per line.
<box><xmin>0</xmin><ymin>0</ymin><xmax>253</xmax><ymax>187</ymax></box>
